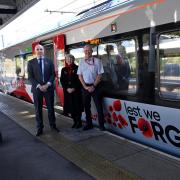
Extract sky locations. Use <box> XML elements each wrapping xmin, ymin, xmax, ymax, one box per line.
<box><xmin>0</xmin><ymin>0</ymin><xmax>107</xmax><ymax>50</ymax></box>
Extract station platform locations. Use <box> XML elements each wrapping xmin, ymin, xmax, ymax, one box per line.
<box><xmin>0</xmin><ymin>93</ymin><xmax>180</xmax><ymax>180</ymax></box>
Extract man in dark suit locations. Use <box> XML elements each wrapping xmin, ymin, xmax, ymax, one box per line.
<box><xmin>27</xmin><ymin>44</ymin><xmax>59</xmax><ymax>136</ymax></box>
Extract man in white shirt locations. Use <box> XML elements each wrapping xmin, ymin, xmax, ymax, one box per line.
<box><xmin>77</xmin><ymin>44</ymin><xmax>105</xmax><ymax>131</ymax></box>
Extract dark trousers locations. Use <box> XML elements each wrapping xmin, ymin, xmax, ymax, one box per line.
<box><xmin>33</xmin><ymin>89</ymin><xmax>56</xmax><ymax>129</ymax></box>
<box><xmin>82</xmin><ymin>87</ymin><xmax>104</xmax><ymax>128</ymax></box>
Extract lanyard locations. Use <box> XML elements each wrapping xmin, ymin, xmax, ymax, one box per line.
<box><xmin>85</xmin><ymin>57</ymin><xmax>94</xmax><ymax>66</ymax></box>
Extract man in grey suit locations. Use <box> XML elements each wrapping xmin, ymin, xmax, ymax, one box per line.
<box><xmin>27</xmin><ymin>44</ymin><xmax>59</xmax><ymax>136</ymax></box>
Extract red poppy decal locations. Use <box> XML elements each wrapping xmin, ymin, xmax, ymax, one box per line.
<box><xmin>138</xmin><ymin>118</ymin><xmax>153</xmax><ymax>138</ymax></box>
<box><xmin>113</xmin><ymin>122</ymin><xmax>117</xmax><ymax>127</ymax></box>
<box><xmin>109</xmin><ymin>105</ymin><xmax>113</xmax><ymax>112</ymax></box>
<box><xmin>113</xmin><ymin>100</ymin><xmax>121</xmax><ymax>111</ymax></box>
<box><xmin>107</xmin><ymin>118</ymin><xmax>112</xmax><ymax>124</ymax></box>
<box><xmin>112</xmin><ymin>112</ymin><xmax>118</xmax><ymax>122</ymax></box>
<box><xmin>118</xmin><ymin>123</ymin><xmax>123</xmax><ymax>129</ymax></box>
<box><xmin>118</xmin><ymin>114</ymin><xmax>128</xmax><ymax>127</ymax></box>
<box><xmin>107</xmin><ymin>113</ymin><xmax>111</xmax><ymax>118</ymax></box>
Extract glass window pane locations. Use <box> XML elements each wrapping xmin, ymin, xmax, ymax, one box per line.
<box><xmin>15</xmin><ymin>56</ymin><xmax>24</xmax><ymax>78</ymax></box>
<box><xmin>70</xmin><ymin>48</ymin><xmax>84</xmax><ymax>65</ymax></box>
<box><xmin>25</xmin><ymin>54</ymin><xmax>33</xmax><ymax>79</ymax></box>
<box><xmin>159</xmin><ymin>31</ymin><xmax>180</xmax><ymax>100</ymax></box>
<box><xmin>99</xmin><ymin>39</ymin><xmax>137</xmax><ymax>95</ymax></box>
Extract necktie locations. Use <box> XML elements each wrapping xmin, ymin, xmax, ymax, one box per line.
<box><xmin>39</xmin><ymin>58</ymin><xmax>42</xmax><ymax>73</ymax></box>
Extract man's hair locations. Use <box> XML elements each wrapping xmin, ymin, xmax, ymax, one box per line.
<box><xmin>84</xmin><ymin>44</ymin><xmax>93</xmax><ymax>50</ymax></box>
<box><xmin>35</xmin><ymin>44</ymin><xmax>44</xmax><ymax>49</ymax></box>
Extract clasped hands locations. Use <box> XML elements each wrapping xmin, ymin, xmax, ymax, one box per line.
<box><xmin>84</xmin><ymin>85</ymin><xmax>95</xmax><ymax>93</ymax></box>
<box><xmin>67</xmin><ymin>88</ymin><xmax>75</xmax><ymax>93</ymax></box>
<box><xmin>39</xmin><ymin>84</ymin><xmax>49</xmax><ymax>92</ymax></box>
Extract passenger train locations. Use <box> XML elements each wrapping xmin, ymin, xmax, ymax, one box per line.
<box><xmin>0</xmin><ymin>0</ymin><xmax>180</xmax><ymax>157</ymax></box>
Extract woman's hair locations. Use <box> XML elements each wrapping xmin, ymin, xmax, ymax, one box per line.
<box><xmin>65</xmin><ymin>54</ymin><xmax>75</xmax><ymax>61</ymax></box>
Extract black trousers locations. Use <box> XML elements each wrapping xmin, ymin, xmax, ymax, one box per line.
<box><xmin>82</xmin><ymin>86</ymin><xmax>104</xmax><ymax>128</ymax></box>
<box><xmin>33</xmin><ymin>89</ymin><xmax>56</xmax><ymax>129</ymax></box>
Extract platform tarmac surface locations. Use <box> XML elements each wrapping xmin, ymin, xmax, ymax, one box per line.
<box><xmin>0</xmin><ymin>111</ymin><xmax>94</xmax><ymax>180</ymax></box>
<box><xmin>0</xmin><ymin>93</ymin><xmax>180</xmax><ymax>180</ymax></box>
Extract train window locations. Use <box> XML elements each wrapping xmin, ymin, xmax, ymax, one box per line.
<box><xmin>2</xmin><ymin>58</ymin><xmax>15</xmax><ymax>78</ymax></box>
<box><xmin>68</xmin><ymin>46</ymin><xmax>98</xmax><ymax>74</ymax></box>
<box><xmin>55</xmin><ymin>46</ymin><xmax>98</xmax><ymax>87</ymax></box>
<box><xmin>70</xmin><ymin>46</ymin><xmax>98</xmax><ymax>64</ymax></box>
<box><xmin>98</xmin><ymin>39</ymin><xmax>137</xmax><ymax>95</ymax></box>
<box><xmin>15</xmin><ymin>55</ymin><xmax>25</xmax><ymax>78</ymax></box>
<box><xmin>56</xmin><ymin>48</ymin><xmax>65</xmax><ymax>79</ymax></box>
<box><xmin>70</xmin><ymin>47</ymin><xmax>84</xmax><ymax>64</ymax></box>
<box><xmin>24</xmin><ymin>54</ymin><xmax>33</xmax><ymax>79</ymax></box>
<box><xmin>158</xmin><ymin>31</ymin><xmax>180</xmax><ymax>100</ymax></box>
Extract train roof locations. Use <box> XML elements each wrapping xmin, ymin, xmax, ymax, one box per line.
<box><xmin>1</xmin><ymin>0</ymin><xmax>180</xmax><ymax>51</ymax></box>
<box><xmin>34</xmin><ymin>0</ymin><xmax>179</xmax><ymax>45</ymax></box>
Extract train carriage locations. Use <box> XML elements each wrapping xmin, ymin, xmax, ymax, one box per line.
<box><xmin>0</xmin><ymin>0</ymin><xmax>180</xmax><ymax>157</ymax></box>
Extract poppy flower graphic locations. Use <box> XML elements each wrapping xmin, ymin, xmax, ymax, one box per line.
<box><xmin>113</xmin><ymin>100</ymin><xmax>121</xmax><ymax>111</ymax></box>
<box><xmin>138</xmin><ymin>118</ymin><xmax>153</xmax><ymax>138</ymax></box>
<box><xmin>107</xmin><ymin>113</ymin><xmax>111</xmax><ymax>118</ymax></box>
<box><xmin>108</xmin><ymin>105</ymin><xmax>113</xmax><ymax>112</ymax></box>
<box><xmin>105</xmin><ymin>113</ymin><xmax>112</xmax><ymax>123</ymax></box>
<box><xmin>107</xmin><ymin>118</ymin><xmax>112</xmax><ymax>124</ymax></box>
<box><xmin>118</xmin><ymin>123</ymin><xmax>123</xmax><ymax>129</ymax></box>
<box><xmin>113</xmin><ymin>122</ymin><xmax>117</xmax><ymax>127</ymax></box>
<box><xmin>118</xmin><ymin>114</ymin><xmax>128</xmax><ymax>127</ymax></box>
<box><xmin>112</xmin><ymin>112</ymin><xmax>118</xmax><ymax>122</ymax></box>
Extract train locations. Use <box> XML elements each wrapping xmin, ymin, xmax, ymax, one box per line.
<box><xmin>0</xmin><ymin>0</ymin><xmax>180</xmax><ymax>157</ymax></box>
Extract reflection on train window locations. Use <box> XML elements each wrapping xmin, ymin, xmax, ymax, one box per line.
<box><xmin>70</xmin><ymin>46</ymin><xmax>98</xmax><ymax>64</ymax></box>
<box><xmin>99</xmin><ymin>39</ymin><xmax>137</xmax><ymax>94</ymax></box>
<box><xmin>56</xmin><ymin>49</ymin><xmax>65</xmax><ymax>79</ymax></box>
<box><xmin>1</xmin><ymin>58</ymin><xmax>15</xmax><ymax>78</ymax></box>
<box><xmin>24</xmin><ymin>54</ymin><xmax>33</xmax><ymax>79</ymax></box>
<box><xmin>15</xmin><ymin>53</ymin><xmax>33</xmax><ymax>80</ymax></box>
<box><xmin>159</xmin><ymin>31</ymin><xmax>180</xmax><ymax>100</ymax></box>
<box><xmin>70</xmin><ymin>47</ymin><xmax>84</xmax><ymax>64</ymax></box>
<box><xmin>15</xmin><ymin>55</ymin><xmax>24</xmax><ymax>78</ymax></box>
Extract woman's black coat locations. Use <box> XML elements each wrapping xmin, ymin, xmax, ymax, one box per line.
<box><xmin>60</xmin><ymin>64</ymin><xmax>83</xmax><ymax>115</ymax></box>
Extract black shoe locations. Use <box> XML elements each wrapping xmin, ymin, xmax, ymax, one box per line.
<box><xmin>99</xmin><ymin>126</ymin><xmax>106</xmax><ymax>131</ymax></box>
<box><xmin>51</xmin><ymin>126</ymin><xmax>60</xmax><ymax>133</ymax></box>
<box><xmin>36</xmin><ymin>129</ymin><xmax>43</xmax><ymax>136</ymax></box>
<box><xmin>75</xmin><ymin>122</ymin><xmax>82</xmax><ymax>129</ymax></box>
<box><xmin>83</xmin><ymin>125</ymin><xmax>93</xmax><ymax>131</ymax></box>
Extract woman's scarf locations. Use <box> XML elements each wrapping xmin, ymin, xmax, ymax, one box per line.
<box><xmin>66</xmin><ymin>64</ymin><xmax>74</xmax><ymax>77</ymax></box>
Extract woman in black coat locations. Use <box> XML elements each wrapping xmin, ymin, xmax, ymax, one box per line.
<box><xmin>60</xmin><ymin>54</ymin><xmax>83</xmax><ymax>128</ymax></box>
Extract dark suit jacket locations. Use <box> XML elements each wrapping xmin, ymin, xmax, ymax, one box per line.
<box><xmin>27</xmin><ymin>58</ymin><xmax>55</xmax><ymax>93</ymax></box>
